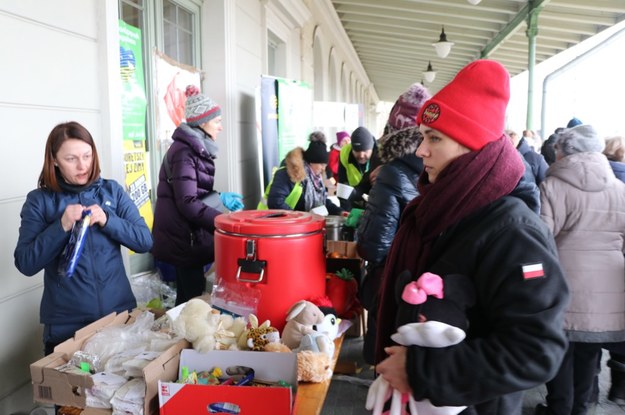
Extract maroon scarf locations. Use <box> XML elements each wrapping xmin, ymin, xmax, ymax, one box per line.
<box><xmin>374</xmin><ymin>136</ymin><xmax>524</xmax><ymax>364</ymax></box>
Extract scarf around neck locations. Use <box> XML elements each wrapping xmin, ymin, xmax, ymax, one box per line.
<box><xmin>374</xmin><ymin>135</ymin><xmax>524</xmax><ymax>363</ymax></box>
<box><xmin>303</xmin><ymin>163</ymin><xmax>326</xmax><ymax>210</ymax></box>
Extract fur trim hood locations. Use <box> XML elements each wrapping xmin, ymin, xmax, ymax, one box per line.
<box><xmin>378</xmin><ymin>127</ymin><xmax>422</xmax><ymax>164</ymax></box>
<box><xmin>284</xmin><ymin>147</ymin><xmax>307</xmax><ymax>183</ymax></box>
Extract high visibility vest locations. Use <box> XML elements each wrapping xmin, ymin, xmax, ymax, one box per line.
<box><xmin>339</xmin><ymin>144</ymin><xmax>369</xmax><ymax>186</ymax></box>
<box><xmin>257</xmin><ymin>166</ymin><xmax>303</xmax><ymax>210</ymax></box>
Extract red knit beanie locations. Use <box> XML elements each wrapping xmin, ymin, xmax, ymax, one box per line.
<box><xmin>417</xmin><ymin>59</ymin><xmax>510</xmax><ymax>151</ymax></box>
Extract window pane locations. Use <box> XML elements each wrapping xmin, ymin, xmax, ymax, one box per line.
<box><xmin>163</xmin><ymin>20</ymin><xmax>177</xmax><ymax>60</ymax></box>
<box><xmin>179</xmin><ymin>32</ymin><xmax>193</xmax><ymax>65</ymax></box>
<box><xmin>161</xmin><ymin>1</ymin><xmax>195</xmax><ymax>66</ymax></box>
<box><xmin>163</xmin><ymin>0</ymin><xmax>176</xmax><ymax>23</ymax></box>
<box><xmin>178</xmin><ymin>7</ymin><xmax>191</xmax><ymax>28</ymax></box>
<box><xmin>121</xmin><ymin>2</ymin><xmax>143</xmax><ymax>28</ymax></box>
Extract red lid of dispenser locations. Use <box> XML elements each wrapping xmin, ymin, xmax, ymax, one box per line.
<box><xmin>215</xmin><ymin>209</ymin><xmax>325</xmax><ymax>236</ymax></box>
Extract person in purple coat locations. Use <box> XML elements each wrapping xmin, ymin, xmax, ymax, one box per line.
<box><xmin>152</xmin><ymin>85</ymin><xmax>242</xmax><ymax>305</ymax></box>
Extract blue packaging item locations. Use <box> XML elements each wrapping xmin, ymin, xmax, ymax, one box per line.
<box><xmin>58</xmin><ymin>210</ymin><xmax>92</xmax><ymax>278</ymax></box>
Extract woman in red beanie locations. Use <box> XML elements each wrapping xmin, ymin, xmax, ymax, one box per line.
<box><xmin>373</xmin><ymin>60</ymin><xmax>569</xmax><ymax>414</ymax></box>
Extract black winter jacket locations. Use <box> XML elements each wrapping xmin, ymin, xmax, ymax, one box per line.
<box><xmin>357</xmin><ymin>154</ymin><xmax>422</xmax><ymax>265</ymax></box>
<box><xmin>518</xmin><ymin>138</ymin><xmax>549</xmax><ymax>185</ymax></box>
<box><xmin>401</xmin><ymin>187</ymin><xmax>569</xmax><ymax>412</ymax></box>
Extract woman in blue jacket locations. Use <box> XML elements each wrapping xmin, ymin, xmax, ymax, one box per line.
<box><xmin>14</xmin><ymin>121</ymin><xmax>153</xmax><ymax>354</ymax></box>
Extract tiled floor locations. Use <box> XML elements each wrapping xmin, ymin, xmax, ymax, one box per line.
<box><xmin>322</xmin><ymin>336</ymin><xmax>625</xmax><ymax>415</ymax></box>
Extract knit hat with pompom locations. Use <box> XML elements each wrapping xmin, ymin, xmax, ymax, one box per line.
<box><xmin>385</xmin><ymin>83</ymin><xmax>431</xmax><ymax>135</ymax></box>
<box><xmin>184</xmin><ymin>85</ymin><xmax>221</xmax><ymax>127</ymax></box>
<box><xmin>304</xmin><ymin>131</ymin><xmax>329</xmax><ymax>164</ymax></box>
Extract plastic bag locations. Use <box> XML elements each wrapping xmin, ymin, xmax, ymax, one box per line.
<box><xmin>130</xmin><ymin>271</ymin><xmax>176</xmax><ymax>310</ymax></box>
<box><xmin>210</xmin><ymin>275</ymin><xmax>260</xmax><ymax>318</ymax></box>
<box><xmin>58</xmin><ymin>210</ymin><xmax>91</xmax><ymax>277</ymax></box>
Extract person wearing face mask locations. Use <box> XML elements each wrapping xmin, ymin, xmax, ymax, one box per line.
<box><xmin>14</xmin><ymin>121</ymin><xmax>153</xmax><ymax>355</ymax></box>
<box><xmin>373</xmin><ymin>60</ymin><xmax>569</xmax><ymax>415</ymax></box>
<box><xmin>152</xmin><ymin>85</ymin><xmax>243</xmax><ymax>306</ymax></box>
<box><xmin>260</xmin><ymin>131</ymin><xmax>343</xmax><ymax>215</ymax></box>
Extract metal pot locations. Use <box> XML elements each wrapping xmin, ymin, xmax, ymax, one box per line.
<box><xmin>325</xmin><ymin>215</ymin><xmax>346</xmax><ymax>241</ymax></box>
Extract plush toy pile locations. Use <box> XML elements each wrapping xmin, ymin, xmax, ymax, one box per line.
<box><xmin>172</xmin><ymin>298</ymin><xmax>342</xmax><ymax>383</ymax></box>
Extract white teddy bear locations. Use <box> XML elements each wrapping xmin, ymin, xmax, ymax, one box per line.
<box><xmin>173</xmin><ymin>298</ymin><xmax>246</xmax><ymax>352</ymax></box>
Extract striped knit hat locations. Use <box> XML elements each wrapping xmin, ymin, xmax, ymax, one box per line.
<box><xmin>184</xmin><ymin>85</ymin><xmax>221</xmax><ymax>127</ymax></box>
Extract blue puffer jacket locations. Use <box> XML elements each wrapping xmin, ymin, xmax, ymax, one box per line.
<box><xmin>357</xmin><ymin>127</ymin><xmax>423</xmax><ymax>265</ymax></box>
<box><xmin>517</xmin><ymin>137</ymin><xmax>549</xmax><ymax>185</ymax></box>
<box><xmin>14</xmin><ymin>178</ymin><xmax>152</xmax><ymax>328</ymax></box>
<box><xmin>610</xmin><ymin>160</ymin><xmax>625</xmax><ymax>183</ymax></box>
<box><xmin>152</xmin><ymin>123</ymin><xmax>222</xmax><ymax>267</ymax></box>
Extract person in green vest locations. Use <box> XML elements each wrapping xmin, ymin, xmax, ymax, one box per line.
<box><xmin>338</xmin><ymin>126</ymin><xmax>381</xmax><ymax>210</ymax></box>
<box><xmin>259</xmin><ymin>132</ymin><xmax>344</xmax><ymax>215</ymax></box>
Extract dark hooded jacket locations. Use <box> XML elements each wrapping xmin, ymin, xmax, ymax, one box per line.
<box><xmin>517</xmin><ymin>137</ymin><xmax>549</xmax><ymax>185</ymax></box>
<box><xmin>152</xmin><ymin>123</ymin><xmax>222</xmax><ymax>267</ymax></box>
<box><xmin>357</xmin><ymin>127</ymin><xmax>423</xmax><ymax>265</ymax></box>
<box><xmin>400</xmin><ymin>179</ymin><xmax>567</xmax><ymax>413</ymax></box>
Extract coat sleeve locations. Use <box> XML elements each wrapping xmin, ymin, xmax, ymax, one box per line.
<box><xmin>356</xmin><ymin>166</ymin><xmax>404</xmax><ymax>265</ymax></box>
<box><xmin>267</xmin><ymin>168</ymin><xmax>295</xmax><ymax>210</ymax></box>
<box><xmin>100</xmin><ymin>181</ymin><xmax>153</xmax><ymax>253</ymax></box>
<box><xmin>169</xmin><ymin>149</ymin><xmax>220</xmax><ymax>231</ymax></box>
<box><xmin>535</xmin><ymin>157</ymin><xmax>549</xmax><ymax>185</ymax></box>
<box><xmin>405</xmin><ymin>220</ymin><xmax>569</xmax><ymax>407</ymax></box>
<box><xmin>14</xmin><ymin>190</ymin><xmax>69</xmax><ymax>276</ymax></box>
<box><xmin>539</xmin><ymin>178</ymin><xmax>565</xmax><ymax>237</ymax></box>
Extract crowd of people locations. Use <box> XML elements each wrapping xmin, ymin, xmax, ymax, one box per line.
<box><xmin>13</xmin><ymin>58</ymin><xmax>625</xmax><ymax>415</ymax></box>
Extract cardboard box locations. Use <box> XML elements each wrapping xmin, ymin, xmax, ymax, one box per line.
<box><xmin>326</xmin><ymin>240</ymin><xmax>363</xmax><ymax>281</ymax></box>
<box><xmin>30</xmin><ymin>310</ymin><xmax>189</xmax><ymax>415</ymax></box>
<box><xmin>159</xmin><ymin>349</ymin><xmax>298</xmax><ymax>415</ymax></box>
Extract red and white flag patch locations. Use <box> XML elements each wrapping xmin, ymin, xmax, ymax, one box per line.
<box><xmin>522</xmin><ymin>263</ymin><xmax>544</xmax><ymax>279</ymax></box>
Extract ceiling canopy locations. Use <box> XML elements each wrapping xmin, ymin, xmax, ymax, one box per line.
<box><xmin>330</xmin><ymin>0</ymin><xmax>625</xmax><ymax>101</ymax></box>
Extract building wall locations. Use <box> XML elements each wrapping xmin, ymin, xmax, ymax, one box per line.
<box><xmin>0</xmin><ymin>0</ymin><xmax>122</xmax><ymax>413</ymax></box>
<box><xmin>0</xmin><ymin>0</ymin><xmax>374</xmax><ymax>412</ymax></box>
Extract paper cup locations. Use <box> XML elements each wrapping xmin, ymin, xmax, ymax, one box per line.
<box><xmin>336</xmin><ymin>183</ymin><xmax>354</xmax><ymax>199</ymax></box>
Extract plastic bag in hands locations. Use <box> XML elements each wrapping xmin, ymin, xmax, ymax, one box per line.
<box><xmin>58</xmin><ymin>210</ymin><xmax>91</xmax><ymax>278</ymax></box>
<box><xmin>219</xmin><ymin>192</ymin><xmax>244</xmax><ymax>211</ymax></box>
<box><xmin>366</xmin><ymin>375</ymin><xmax>417</xmax><ymax>415</ymax></box>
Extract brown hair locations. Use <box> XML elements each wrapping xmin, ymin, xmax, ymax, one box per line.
<box><xmin>604</xmin><ymin>136</ymin><xmax>625</xmax><ymax>162</ymax></box>
<box><xmin>38</xmin><ymin>121</ymin><xmax>101</xmax><ymax>191</ymax></box>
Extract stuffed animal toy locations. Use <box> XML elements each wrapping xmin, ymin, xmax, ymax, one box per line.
<box><xmin>173</xmin><ymin>298</ymin><xmax>246</xmax><ymax>352</ymax></box>
<box><xmin>237</xmin><ymin>314</ymin><xmax>280</xmax><ymax>351</ymax></box>
<box><xmin>264</xmin><ymin>342</ymin><xmax>291</xmax><ymax>353</ymax></box>
<box><xmin>297</xmin><ymin>350</ymin><xmax>332</xmax><ymax>383</ymax></box>
<box><xmin>281</xmin><ymin>300</ymin><xmax>325</xmax><ymax>349</ymax></box>
<box><xmin>293</xmin><ymin>311</ymin><xmax>341</xmax><ymax>358</ymax></box>
<box><xmin>366</xmin><ymin>271</ymin><xmax>476</xmax><ymax>415</ymax></box>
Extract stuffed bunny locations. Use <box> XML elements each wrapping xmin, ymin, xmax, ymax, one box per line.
<box><xmin>281</xmin><ymin>300</ymin><xmax>324</xmax><ymax>349</ymax></box>
<box><xmin>366</xmin><ymin>271</ymin><xmax>476</xmax><ymax>415</ymax></box>
<box><xmin>293</xmin><ymin>311</ymin><xmax>341</xmax><ymax>358</ymax></box>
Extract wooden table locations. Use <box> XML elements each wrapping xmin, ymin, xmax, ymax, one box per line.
<box><xmin>292</xmin><ymin>335</ymin><xmax>345</xmax><ymax>415</ymax></box>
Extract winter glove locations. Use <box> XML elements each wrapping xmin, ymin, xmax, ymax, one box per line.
<box><xmin>345</xmin><ymin>208</ymin><xmax>364</xmax><ymax>228</ymax></box>
<box><xmin>219</xmin><ymin>192</ymin><xmax>244</xmax><ymax>211</ymax></box>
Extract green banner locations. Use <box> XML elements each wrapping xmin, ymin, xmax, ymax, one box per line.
<box><xmin>119</xmin><ymin>20</ymin><xmax>153</xmax><ymax>229</ymax></box>
<box><xmin>276</xmin><ymin>78</ymin><xmax>313</xmax><ymax>162</ymax></box>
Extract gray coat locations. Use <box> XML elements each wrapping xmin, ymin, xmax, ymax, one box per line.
<box><xmin>540</xmin><ymin>152</ymin><xmax>625</xmax><ymax>342</ymax></box>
